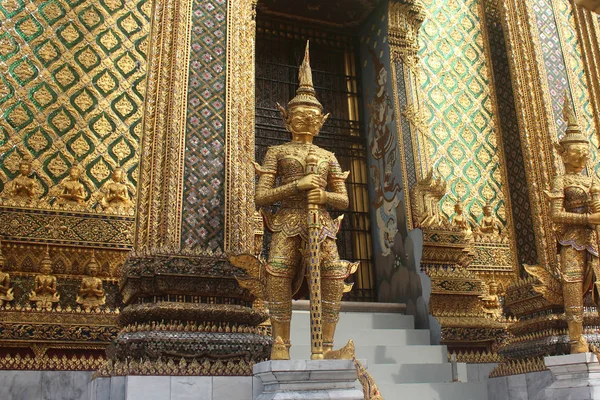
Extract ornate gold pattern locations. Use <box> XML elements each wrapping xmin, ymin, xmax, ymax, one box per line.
<box><xmin>96</xmin><ymin>357</ymin><xmax>255</xmax><ymax>377</ymax></box>
<box><xmin>0</xmin><ymin>353</ymin><xmax>106</xmax><ymax>371</ymax></box>
<box><xmin>489</xmin><ymin>358</ymin><xmax>547</xmax><ymax>378</ymax></box>
<box><xmin>223</xmin><ymin>0</ymin><xmax>257</xmax><ymax>254</ymax></box>
<box><xmin>134</xmin><ymin>0</ymin><xmax>194</xmax><ymax>251</ymax></box>
<box><xmin>449</xmin><ymin>350</ymin><xmax>503</xmax><ymax>364</ymax></box>
<box><xmin>0</xmin><ymin>0</ymin><xmax>148</xmax><ymax>216</ymax></box>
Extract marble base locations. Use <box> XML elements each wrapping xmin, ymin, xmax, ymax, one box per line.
<box><xmin>0</xmin><ymin>370</ymin><xmax>92</xmax><ymax>400</ymax></box>
<box><xmin>543</xmin><ymin>352</ymin><xmax>600</xmax><ymax>399</ymax></box>
<box><xmin>90</xmin><ymin>375</ymin><xmax>254</xmax><ymax>400</ymax></box>
<box><xmin>252</xmin><ymin>360</ymin><xmax>364</xmax><ymax>400</ymax></box>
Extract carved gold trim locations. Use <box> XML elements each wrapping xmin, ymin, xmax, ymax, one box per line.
<box><xmin>500</xmin><ymin>0</ymin><xmax>561</xmax><ymax>271</ymax></box>
<box><xmin>388</xmin><ymin>0</ymin><xmax>428</xmax><ymax>229</ymax></box>
<box><xmin>135</xmin><ymin>0</ymin><xmax>194</xmax><ymax>250</ymax></box>
<box><xmin>224</xmin><ymin>0</ymin><xmax>257</xmax><ymax>254</ymax></box>
<box><xmin>477</xmin><ymin>1</ymin><xmax>520</xmax><ymax>277</ymax></box>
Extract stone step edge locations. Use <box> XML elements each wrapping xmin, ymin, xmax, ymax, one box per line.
<box><xmin>292</xmin><ymin>300</ymin><xmax>406</xmax><ymax>313</ymax></box>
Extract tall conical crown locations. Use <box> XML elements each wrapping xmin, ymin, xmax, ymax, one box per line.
<box><xmin>560</xmin><ymin>93</ymin><xmax>588</xmax><ymax>145</ymax></box>
<box><xmin>287</xmin><ymin>41</ymin><xmax>323</xmax><ymax>111</ymax></box>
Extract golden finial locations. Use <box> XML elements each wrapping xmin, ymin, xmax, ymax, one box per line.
<box><xmin>559</xmin><ymin>92</ymin><xmax>588</xmax><ymax>145</ymax></box>
<box><xmin>40</xmin><ymin>245</ymin><xmax>52</xmax><ymax>273</ymax></box>
<box><xmin>287</xmin><ymin>40</ymin><xmax>323</xmax><ymax>111</ymax></box>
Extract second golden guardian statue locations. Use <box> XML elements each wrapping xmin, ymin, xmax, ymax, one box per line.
<box><xmin>231</xmin><ymin>41</ymin><xmax>358</xmax><ymax>361</ymax></box>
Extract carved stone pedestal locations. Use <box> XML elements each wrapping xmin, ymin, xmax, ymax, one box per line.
<box><xmin>101</xmin><ymin>252</ymin><xmax>271</xmax><ymax>376</ymax></box>
<box><xmin>252</xmin><ymin>360</ymin><xmax>363</xmax><ymax>400</ymax></box>
<box><xmin>544</xmin><ymin>353</ymin><xmax>600</xmax><ymax>399</ymax></box>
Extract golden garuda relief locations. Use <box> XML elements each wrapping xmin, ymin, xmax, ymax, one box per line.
<box><xmin>76</xmin><ymin>252</ymin><xmax>106</xmax><ymax>309</ymax></box>
<box><xmin>231</xmin><ymin>42</ymin><xmax>358</xmax><ymax>361</ymax></box>
<box><xmin>29</xmin><ymin>246</ymin><xmax>60</xmax><ymax>308</ymax></box>
<box><xmin>0</xmin><ymin>241</ymin><xmax>14</xmax><ymax>307</ymax></box>
<box><xmin>97</xmin><ymin>167</ymin><xmax>136</xmax><ymax>212</ymax></box>
<box><xmin>528</xmin><ymin>96</ymin><xmax>600</xmax><ymax>354</ymax></box>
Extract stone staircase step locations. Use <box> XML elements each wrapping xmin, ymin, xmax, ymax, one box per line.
<box><xmin>291</xmin><ymin>328</ymin><xmax>431</xmax><ymax>347</ymax></box>
<box><xmin>290</xmin><ymin>344</ymin><xmax>447</xmax><ymax>364</ymax></box>
<box><xmin>365</xmin><ymin>363</ymin><xmax>454</xmax><ymax>384</ymax></box>
<box><xmin>378</xmin><ymin>382</ymin><xmax>489</xmax><ymax>400</ymax></box>
<box><xmin>291</xmin><ymin>310</ymin><xmax>415</xmax><ymax>330</ymax></box>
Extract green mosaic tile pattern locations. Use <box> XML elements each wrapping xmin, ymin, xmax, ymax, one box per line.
<box><xmin>0</xmin><ymin>0</ymin><xmax>150</xmax><ymax>207</ymax></box>
<box><xmin>418</xmin><ymin>0</ymin><xmax>507</xmax><ymax>225</ymax></box>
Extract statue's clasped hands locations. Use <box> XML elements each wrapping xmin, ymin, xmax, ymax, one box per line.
<box><xmin>297</xmin><ymin>174</ymin><xmax>328</xmax><ymax>205</ymax></box>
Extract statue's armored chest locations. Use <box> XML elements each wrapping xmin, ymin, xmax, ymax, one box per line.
<box><xmin>563</xmin><ymin>176</ymin><xmax>592</xmax><ymax>211</ymax></box>
<box><xmin>276</xmin><ymin>145</ymin><xmax>330</xmax><ymax>181</ymax></box>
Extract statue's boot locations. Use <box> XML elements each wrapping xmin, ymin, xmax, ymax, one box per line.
<box><xmin>568</xmin><ymin>321</ymin><xmax>589</xmax><ymax>353</ymax></box>
<box><xmin>324</xmin><ymin>340</ymin><xmax>355</xmax><ymax>360</ymax></box>
<box><xmin>270</xmin><ymin>320</ymin><xmax>291</xmax><ymax>360</ymax></box>
<box><xmin>322</xmin><ymin>320</ymin><xmax>354</xmax><ymax>359</ymax></box>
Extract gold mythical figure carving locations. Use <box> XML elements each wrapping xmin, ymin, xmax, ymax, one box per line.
<box><xmin>99</xmin><ymin>168</ymin><xmax>135</xmax><ymax>211</ymax></box>
<box><xmin>575</xmin><ymin>0</ymin><xmax>600</xmax><ymax>13</ymax></box>
<box><xmin>545</xmin><ymin>96</ymin><xmax>600</xmax><ymax>354</ymax></box>
<box><xmin>477</xmin><ymin>202</ymin><xmax>502</xmax><ymax>237</ymax></box>
<box><xmin>29</xmin><ymin>246</ymin><xmax>60</xmax><ymax>308</ymax></box>
<box><xmin>0</xmin><ymin>241</ymin><xmax>14</xmax><ymax>306</ymax></box>
<box><xmin>452</xmin><ymin>202</ymin><xmax>472</xmax><ymax>234</ymax></box>
<box><xmin>479</xmin><ymin>280</ymin><xmax>502</xmax><ymax>319</ymax></box>
<box><xmin>54</xmin><ymin>164</ymin><xmax>87</xmax><ymax>205</ymax></box>
<box><xmin>250</xmin><ymin>42</ymin><xmax>357</xmax><ymax>361</ymax></box>
<box><xmin>6</xmin><ymin>155</ymin><xmax>39</xmax><ymax>200</ymax></box>
<box><xmin>76</xmin><ymin>253</ymin><xmax>106</xmax><ymax>308</ymax></box>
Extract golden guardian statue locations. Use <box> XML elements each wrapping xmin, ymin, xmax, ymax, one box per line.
<box><xmin>233</xmin><ymin>42</ymin><xmax>357</xmax><ymax>361</ymax></box>
<box><xmin>545</xmin><ymin>96</ymin><xmax>600</xmax><ymax>353</ymax></box>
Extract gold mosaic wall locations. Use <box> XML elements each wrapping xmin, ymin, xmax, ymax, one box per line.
<box><xmin>418</xmin><ymin>0</ymin><xmax>514</xmax><ymax>236</ymax></box>
<box><xmin>0</xmin><ymin>0</ymin><xmax>149</xmax><ymax>217</ymax></box>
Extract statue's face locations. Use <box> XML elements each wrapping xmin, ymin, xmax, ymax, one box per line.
<box><xmin>288</xmin><ymin>105</ymin><xmax>323</xmax><ymax>137</ymax></box>
<box><xmin>20</xmin><ymin>163</ymin><xmax>31</xmax><ymax>176</ymax></box>
<box><xmin>454</xmin><ymin>203</ymin><xmax>463</xmax><ymax>214</ymax></box>
<box><xmin>88</xmin><ymin>265</ymin><xmax>98</xmax><ymax>276</ymax></box>
<box><xmin>113</xmin><ymin>169</ymin><xmax>124</xmax><ymax>182</ymax></box>
<box><xmin>563</xmin><ymin>142</ymin><xmax>590</xmax><ymax>172</ymax></box>
<box><xmin>70</xmin><ymin>167</ymin><xmax>81</xmax><ymax>180</ymax></box>
<box><xmin>483</xmin><ymin>206</ymin><xmax>492</xmax><ymax>216</ymax></box>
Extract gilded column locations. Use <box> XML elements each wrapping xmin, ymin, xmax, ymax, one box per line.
<box><xmin>108</xmin><ymin>0</ymin><xmax>270</xmax><ymax>376</ymax></box>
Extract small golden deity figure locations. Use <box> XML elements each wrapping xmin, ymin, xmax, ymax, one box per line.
<box><xmin>253</xmin><ymin>42</ymin><xmax>357</xmax><ymax>360</ymax></box>
<box><xmin>29</xmin><ymin>247</ymin><xmax>60</xmax><ymax>308</ymax></box>
<box><xmin>6</xmin><ymin>155</ymin><xmax>39</xmax><ymax>201</ymax></box>
<box><xmin>575</xmin><ymin>0</ymin><xmax>600</xmax><ymax>13</ymax></box>
<box><xmin>0</xmin><ymin>241</ymin><xmax>14</xmax><ymax>307</ymax></box>
<box><xmin>76</xmin><ymin>253</ymin><xmax>105</xmax><ymax>308</ymax></box>
<box><xmin>479</xmin><ymin>280</ymin><xmax>502</xmax><ymax>319</ymax></box>
<box><xmin>99</xmin><ymin>168</ymin><xmax>135</xmax><ymax>211</ymax></box>
<box><xmin>477</xmin><ymin>202</ymin><xmax>502</xmax><ymax>238</ymax></box>
<box><xmin>546</xmin><ymin>97</ymin><xmax>600</xmax><ymax>353</ymax></box>
<box><xmin>54</xmin><ymin>164</ymin><xmax>87</xmax><ymax>206</ymax></box>
<box><xmin>452</xmin><ymin>202</ymin><xmax>472</xmax><ymax>234</ymax></box>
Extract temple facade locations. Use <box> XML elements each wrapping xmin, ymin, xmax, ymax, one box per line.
<box><xmin>1</xmin><ymin>0</ymin><xmax>600</xmax><ymax>399</ymax></box>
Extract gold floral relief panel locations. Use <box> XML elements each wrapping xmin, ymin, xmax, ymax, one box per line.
<box><xmin>0</xmin><ymin>0</ymin><xmax>150</xmax><ymax>216</ymax></box>
<box><xmin>418</xmin><ymin>0</ymin><xmax>513</xmax><ymax>231</ymax></box>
